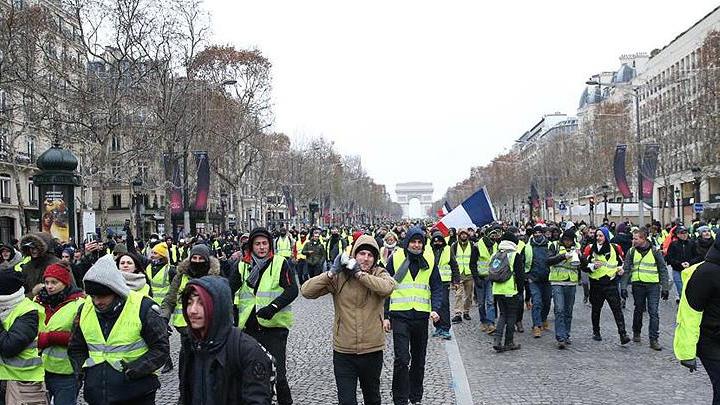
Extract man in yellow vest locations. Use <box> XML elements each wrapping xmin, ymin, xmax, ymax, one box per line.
<box><xmin>164</xmin><ymin>236</ymin><xmax>179</xmax><ymax>266</ymax></box>
<box><xmin>620</xmin><ymin>229</ymin><xmax>669</xmax><ymax>351</ymax></box>
<box><xmin>68</xmin><ymin>254</ymin><xmax>169</xmax><ymax>405</ymax></box>
<box><xmin>475</xmin><ymin>226</ymin><xmax>501</xmax><ymax>334</ymax></box>
<box><xmin>274</xmin><ymin>228</ymin><xmax>294</xmax><ymax>261</ymax></box>
<box><xmin>430</xmin><ymin>231</ymin><xmax>460</xmax><ymax>340</ymax></box>
<box><xmin>547</xmin><ymin>230</ymin><xmax>584</xmax><ymax>349</ymax></box>
<box><xmin>293</xmin><ymin>229</ymin><xmax>309</xmax><ymax>285</ymax></box>
<box><xmin>384</xmin><ymin>227</ymin><xmax>441</xmax><ymax>405</ymax></box>
<box><xmin>451</xmin><ymin>228</ymin><xmax>478</xmax><ymax>324</ymax></box>
<box><xmin>490</xmin><ymin>232</ymin><xmax>526</xmax><ymax>352</ymax></box>
<box><xmin>674</xmin><ymin>235</ymin><xmax>720</xmax><ymax>403</ymax></box>
<box><xmin>0</xmin><ymin>270</ymin><xmax>46</xmax><ymax>403</ymax></box>
<box><xmin>230</xmin><ymin>227</ymin><xmax>298</xmax><ymax>405</ymax></box>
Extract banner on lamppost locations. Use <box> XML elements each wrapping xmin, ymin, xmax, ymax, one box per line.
<box><xmin>282</xmin><ymin>186</ymin><xmax>296</xmax><ymax>217</ymax></box>
<box><xmin>163</xmin><ymin>154</ymin><xmax>183</xmax><ymax>215</ymax></box>
<box><xmin>41</xmin><ymin>186</ymin><xmax>70</xmax><ymax>243</ymax></box>
<box><xmin>613</xmin><ymin>144</ymin><xmax>633</xmax><ymax>198</ymax></box>
<box><xmin>193</xmin><ymin>151</ymin><xmax>210</xmax><ymax>211</ymax></box>
<box><xmin>530</xmin><ymin>183</ymin><xmax>541</xmax><ymax>209</ymax></box>
<box><xmin>640</xmin><ymin>143</ymin><xmax>660</xmax><ymax>201</ymax></box>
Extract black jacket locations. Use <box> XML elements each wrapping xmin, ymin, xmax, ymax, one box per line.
<box><xmin>0</xmin><ymin>308</ymin><xmax>38</xmax><ymax>359</ymax></box>
<box><xmin>180</xmin><ymin>276</ymin><xmax>274</xmax><ymax>405</ymax></box>
<box><xmin>68</xmin><ymin>295</ymin><xmax>170</xmax><ymax>404</ymax></box>
<box><xmin>667</xmin><ymin>238</ymin><xmax>702</xmax><ymax>272</ymax></box>
<box><xmin>686</xmin><ymin>239</ymin><xmax>720</xmax><ymax>360</ymax></box>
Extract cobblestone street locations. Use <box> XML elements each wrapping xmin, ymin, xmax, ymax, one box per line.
<box><xmin>122</xmin><ymin>286</ymin><xmax>713</xmax><ymax>405</ymax></box>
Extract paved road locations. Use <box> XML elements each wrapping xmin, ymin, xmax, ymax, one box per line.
<box><xmin>82</xmin><ymin>288</ymin><xmax>712</xmax><ymax>404</ymax></box>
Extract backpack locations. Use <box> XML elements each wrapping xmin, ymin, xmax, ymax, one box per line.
<box><xmin>488</xmin><ymin>251</ymin><xmax>513</xmax><ymax>282</ymax></box>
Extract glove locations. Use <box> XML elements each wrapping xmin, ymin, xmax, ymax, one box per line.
<box><xmin>621</xmin><ymin>289</ymin><xmax>628</xmax><ymax>300</ymax></box>
<box><xmin>661</xmin><ymin>290</ymin><xmax>669</xmax><ymax>301</ymax></box>
<box><xmin>340</xmin><ymin>253</ymin><xmax>350</xmax><ymax>266</ymax></box>
<box><xmin>680</xmin><ymin>359</ymin><xmax>697</xmax><ymax>372</ymax></box>
<box><xmin>345</xmin><ymin>258</ymin><xmax>357</xmax><ymax>270</ymax></box>
<box><xmin>120</xmin><ymin>360</ymin><xmax>142</xmax><ymax>379</ymax></box>
<box><xmin>255</xmin><ymin>305</ymin><xmax>277</xmax><ymax>320</ymax></box>
<box><xmin>37</xmin><ymin>332</ymin><xmax>50</xmax><ymax>350</ymax></box>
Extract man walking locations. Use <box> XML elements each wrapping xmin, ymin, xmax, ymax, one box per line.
<box><xmin>547</xmin><ymin>230</ymin><xmax>583</xmax><ymax>349</ymax></box>
<box><xmin>450</xmin><ymin>229</ymin><xmax>477</xmax><ymax>323</ymax></box>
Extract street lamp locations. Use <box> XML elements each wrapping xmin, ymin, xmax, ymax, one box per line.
<box><xmin>587</xmin><ymin>79</ymin><xmax>644</xmax><ymax>227</ymax></box>
<box><xmin>602</xmin><ymin>185</ymin><xmax>609</xmax><ymax>221</ymax></box>
<box><xmin>220</xmin><ymin>192</ymin><xmax>228</xmax><ymax>233</ymax></box>
<box><xmin>691</xmin><ymin>166</ymin><xmax>702</xmax><ymax>221</ymax></box>
<box><xmin>131</xmin><ymin>175</ymin><xmax>143</xmax><ymax>240</ymax></box>
<box><xmin>674</xmin><ymin>188</ymin><xmax>681</xmax><ymax>221</ymax></box>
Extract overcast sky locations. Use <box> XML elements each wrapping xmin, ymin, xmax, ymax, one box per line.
<box><xmin>204</xmin><ymin>0</ymin><xmax>719</xmax><ymax>201</ymax></box>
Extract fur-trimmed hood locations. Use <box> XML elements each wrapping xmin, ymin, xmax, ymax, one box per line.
<box><xmin>20</xmin><ymin>232</ymin><xmax>56</xmax><ymax>256</ymax></box>
<box><xmin>176</xmin><ymin>255</ymin><xmax>221</xmax><ymax>277</ymax></box>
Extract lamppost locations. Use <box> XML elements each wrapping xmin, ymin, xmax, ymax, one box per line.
<box><xmin>691</xmin><ymin>166</ymin><xmax>702</xmax><ymax>221</ymax></box>
<box><xmin>602</xmin><ymin>185</ymin><xmax>609</xmax><ymax>221</ymax></box>
<box><xmin>674</xmin><ymin>188</ymin><xmax>681</xmax><ymax>221</ymax></box>
<box><xmin>220</xmin><ymin>192</ymin><xmax>228</xmax><ymax>233</ymax></box>
<box><xmin>527</xmin><ymin>195</ymin><xmax>533</xmax><ymax>223</ymax></box>
<box><xmin>131</xmin><ymin>175</ymin><xmax>143</xmax><ymax>240</ymax></box>
<box><xmin>308</xmin><ymin>202</ymin><xmax>319</xmax><ymax>227</ymax></box>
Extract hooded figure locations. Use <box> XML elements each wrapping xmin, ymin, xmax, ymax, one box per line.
<box><xmin>19</xmin><ymin>232</ymin><xmax>68</xmax><ymax>298</ymax></box>
<box><xmin>0</xmin><ymin>243</ymin><xmax>23</xmax><ymax>271</ymax></box>
<box><xmin>179</xmin><ymin>276</ymin><xmax>273</xmax><ymax>404</ymax></box>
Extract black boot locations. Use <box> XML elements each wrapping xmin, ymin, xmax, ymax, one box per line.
<box><xmin>161</xmin><ymin>357</ymin><xmax>174</xmax><ymax>374</ymax></box>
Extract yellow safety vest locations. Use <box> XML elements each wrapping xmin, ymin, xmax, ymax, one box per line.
<box><xmin>236</xmin><ymin>256</ymin><xmax>293</xmax><ymax>329</ymax></box>
<box><xmin>477</xmin><ymin>241</ymin><xmax>497</xmax><ymax>277</ymax></box>
<box><xmin>389</xmin><ymin>249</ymin><xmax>434</xmax><ymax>313</ymax></box>
<box><xmin>630</xmin><ymin>248</ymin><xmax>659</xmax><ymax>283</ymax></box>
<box><xmin>437</xmin><ymin>246</ymin><xmax>452</xmax><ymax>282</ymax></box>
<box><xmin>172</xmin><ymin>275</ymin><xmax>190</xmax><ymax>328</ymax></box>
<box><xmin>589</xmin><ymin>245</ymin><xmax>619</xmax><ymax>280</ymax></box>
<box><xmin>42</xmin><ymin>298</ymin><xmax>83</xmax><ymax>375</ymax></box>
<box><xmin>79</xmin><ymin>291</ymin><xmax>148</xmax><ymax>372</ymax></box>
<box><xmin>455</xmin><ymin>243</ymin><xmax>472</xmax><ymax>276</ymax></box>
<box><xmin>276</xmin><ymin>237</ymin><xmax>292</xmax><ymax>258</ymax></box>
<box><xmin>295</xmin><ymin>239</ymin><xmax>307</xmax><ymax>260</ymax></box>
<box><xmin>14</xmin><ymin>255</ymin><xmax>30</xmax><ymax>272</ymax></box>
<box><xmin>674</xmin><ymin>262</ymin><xmax>703</xmax><ymax>360</ymax></box>
<box><xmin>145</xmin><ymin>264</ymin><xmax>171</xmax><ymax>305</ymax></box>
<box><xmin>0</xmin><ymin>298</ymin><xmax>44</xmax><ymax>381</ymax></box>
<box><xmin>491</xmin><ymin>252</ymin><xmax>518</xmax><ymax>296</ymax></box>
<box><xmin>549</xmin><ymin>246</ymin><xmax>579</xmax><ymax>283</ymax></box>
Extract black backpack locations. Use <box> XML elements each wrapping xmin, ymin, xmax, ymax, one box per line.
<box><xmin>488</xmin><ymin>251</ymin><xmax>513</xmax><ymax>282</ymax></box>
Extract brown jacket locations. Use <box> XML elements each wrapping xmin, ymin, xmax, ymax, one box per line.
<box><xmin>301</xmin><ymin>235</ymin><xmax>396</xmax><ymax>354</ymax></box>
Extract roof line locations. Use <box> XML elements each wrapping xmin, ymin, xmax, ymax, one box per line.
<box><xmin>651</xmin><ymin>4</ymin><xmax>720</xmax><ymax>59</ymax></box>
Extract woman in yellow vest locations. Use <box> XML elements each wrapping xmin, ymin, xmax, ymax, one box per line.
<box><xmin>0</xmin><ymin>269</ymin><xmax>46</xmax><ymax>404</ymax></box>
<box><xmin>116</xmin><ymin>253</ymin><xmax>151</xmax><ymax>297</ymax></box>
<box><xmin>490</xmin><ymin>232</ymin><xmax>526</xmax><ymax>352</ymax></box>
<box><xmin>35</xmin><ymin>263</ymin><xmax>85</xmax><ymax>405</ymax></box>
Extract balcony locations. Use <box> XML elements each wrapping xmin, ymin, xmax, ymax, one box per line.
<box><xmin>1</xmin><ymin>197</ymin><xmax>11</xmax><ymax>204</ymax></box>
<box><xmin>0</xmin><ymin>151</ymin><xmax>36</xmax><ymax>165</ymax></box>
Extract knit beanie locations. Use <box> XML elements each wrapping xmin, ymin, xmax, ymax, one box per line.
<box><xmin>598</xmin><ymin>227</ymin><xmax>611</xmax><ymax>242</ymax></box>
<box><xmin>0</xmin><ymin>270</ymin><xmax>25</xmax><ymax>295</ymax></box>
<box><xmin>44</xmin><ymin>263</ymin><xmax>72</xmax><ymax>286</ymax></box>
<box><xmin>113</xmin><ymin>243</ymin><xmax>128</xmax><ymax>256</ymax></box>
<box><xmin>248</xmin><ymin>227</ymin><xmax>273</xmax><ymax>249</ymax></box>
<box><xmin>151</xmin><ymin>243</ymin><xmax>169</xmax><ymax>259</ymax></box>
<box><xmin>190</xmin><ymin>244</ymin><xmax>211</xmax><ymax>261</ymax></box>
<box><xmin>83</xmin><ymin>254</ymin><xmax>130</xmax><ymax>298</ymax></box>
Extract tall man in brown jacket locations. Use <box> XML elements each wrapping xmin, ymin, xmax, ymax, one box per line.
<box><xmin>301</xmin><ymin>235</ymin><xmax>396</xmax><ymax>405</ymax></box>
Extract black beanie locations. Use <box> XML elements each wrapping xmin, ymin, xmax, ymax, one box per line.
<box><xmin>84</xmin><ymin>280</ymin><xmax>116</xmax><ymax>297</ymax></box>
<box><xmin>0</xmin><ymin>270</ymin><xmax>25</xmax><ymax>295</ymax></box>
<box><xmin>248</xmin><ymin>227</ymin><xmax>273</xmax><ymax>251</ymax></box>
<box><xmin>500</xmin><ymin>231</ymin><xmax>519</xmax><ymax>244</ymax></box>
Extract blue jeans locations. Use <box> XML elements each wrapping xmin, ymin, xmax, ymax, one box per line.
<box><xmin>672</xmin><ymin>270</ymin><xmax>683</xmax><ymax>298</ymax></box>
<box><xmin>551</xmin><ymin>285</ymin><xmax>576</xmax><ymax>342</ymax></box>
<box><xmin>631</xmin><ymin>283</ymin><xmax>661</xmax><ymax>340</ymax></box>
<box><xmin>529</xmin><ymin>280</ymin><xmax>551</xmax><ymax>327</ymax></box>
<box><xmin>45</xmin><ymin>372</ymin><xmax>78</xmax><ymax>405</ymax></box>
<box><xmin>474</xmin><ymin>277</ymin><xmax>496</xmax><ymax>325</ymax></box>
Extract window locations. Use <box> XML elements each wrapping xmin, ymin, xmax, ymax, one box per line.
<box><xmin>137</xmin><ymin>161</ymin><xmax>148</xmax><ymax>179</ymax></box>
<box><xmin>0</xmin><ymin>90</ymin><xmax>7</xmax><ymax>113</ymax></box>
<box><xmin>0</xmin><ymin>129</ymin><xmax>7</xmax><ymax>152</ymax></box>
<box><xmin>26</xmin><ymin>136</ymin><xmax>35</xmax><ymax>157</ymax></box>
<box><xmin>27</xmin><ymin>179</ymin><xmax>37</xmax><ymax>204</ymax></box>
<box><xmin>0</xmin><ymin>174</ymin><xmax>11</xmax><ymax>203</ymax></box>
<box><xmin>111</xmin><ymin>194</ymin><xmax>122</xmax><ymax>208</ymax></box>
<box><xmin>111</xmin><ymin>135</ymin><xmax>121</xmax><ymax>152</ymax></box>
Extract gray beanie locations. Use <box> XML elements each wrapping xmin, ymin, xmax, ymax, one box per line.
<box><xmin>190</xmin><ymin>244</ymin><xmax>211</xmax><ymax>261</ymax></box>
<box><xmin>83</xmin><ymin>254</ymin><xmax>130</xmax><ymax>298</ymax></box>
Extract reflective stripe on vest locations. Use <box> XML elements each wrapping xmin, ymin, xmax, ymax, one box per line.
<box><xmin>477</xmin><ymin>241</ymin><xmax>496</xmax><ymax>276</ymax></box>
<box><xmin>589</xmin><ymin>245</ymin><xmax>619</xmax><ymax>280</ymax></box>
<box><xmin>549</xmin><ymin>246</ymin><xmax>579</xmax><ymax>283</ymax></box>
<box><xmin>455</xmin><ymin>243</ymin><xmax>471</xmax><ymax>276</ymax></box>
<box><xmin>236</xmin><ymin>256</ymin><xmax>293</xmax><ymax>329</ymax></box>
<box><xmin>42</xmin><ymin>297</ymin><xmax>83</xmax><ymax>375</ymax></box>
<box><xmin>631</xmin><ymin>248</ymin><xmax>659</xmax><ymax>283</ymax></box>
<box><xmin>0</xmin><ymin>299</ymin><xmax>44</xmax><ymax>381</ymax></box>
<box><xmin>492</xmin><ymin>253</ymin><xmax>518</xmax><ymax>297</ymax></box>
<box><xmin>172</xmin><ymin>275</ymin><xmax>190</xmax><ymax>327</ymax></box>
<box><xmin>277</xmin><ymin>237</ymin><xmax>292</xmax><ymax>258</ymax></box>
<box><xmin>80</xmin><ymin>291</ymin><xmax>148</xmax><ymax>372</ymax></box>
<box><xmin>146</xmin><ymin>264</ymin><xmax>171</xmax><ymax>305</ymax></box>
<box><xmin>14</xmin><ymin>256</ymin><xmax>30</xmax><ymax>272</ymax></box>
<box><xmin>389</xmin><ymin>249</ymin><xmax>433</xmax><ymax>313</ymax></box>
<box><xmin>437</xmin><ymin>246</ymin><xmax>452</xmax><ymax>282</ymax></box>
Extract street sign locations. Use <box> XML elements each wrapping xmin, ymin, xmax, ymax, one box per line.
<box><xmin>694</xmin><ymin>203</ymin><xmax>705</xmax><ymax>213</ymax></box>
<box><xmin>558</xmin><ymin>202</ymin><xmax>567</xmax><ymax>213</ymax></box>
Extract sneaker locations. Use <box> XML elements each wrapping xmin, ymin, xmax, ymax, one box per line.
<box><xmin>565</xmin><ymin>337</ymin><xmax>572</xmax><ymax>345</ymax></box>
<box><xmin>620</xmin><ymin>333</ymin><xmax>631</xmax><ymax>345</ymax></box>
<box><xmin>463</xmin><ymin>313</ymin><xmax>472</xmax><ymax>321</ymax></box>
<box><xmin>542</xmin><ymin>321</ymin><xmax>550</xmax><ymax>331</ymax></box>
<box><xmin>451</xmin><ymin>315</ymin><xmax>463</xmax><ymax>324</ymax></box>
<box><xmin>479</xmin><ymin>324</ymin><xmax>488</xmax><ymax>333</ymax></box>
<box><xmin>592</xmin><ymin>333</ymin><xmax>603</xmax><ymax>341</ymax></box>
<box><xmin>486</xmin><ymin>325</ymin><xmax>496</xmax><ymax>335</ymax></box>
<box><xmin>557</xmin><ymin>341</ymin><xmax>566</xmax><ymax>350</ymax></box>
<box><xmin>532</xmin><ymin>326</ymin><xmax>542</xmax><ymax>338</ymax></box>
<box><xmin>505</xmin><ymin>343</ymin><xmax>521</xmax><ymax>351</ymax></box>
<box><xmin>441</xmin><ymin>331</ymin><xmax>452</xmax><ymax>340</ymax></box>
<box><xmin>649</xmin><ymin>340</ymin><xmax>662</xmax><ymax>351</ymax></box>
<box><xmin>632</xmin><ymin>332</ymin><xmax>641</xmax><ymax>343</ymax></box>
<box><xmin>515</xmin><ymin>322</ymin><xmax>524</xmax><ymax>333</ymax></box>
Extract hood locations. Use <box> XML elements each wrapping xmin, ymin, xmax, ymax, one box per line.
<box><xmin>498</xmin><ymin>240</ymin><xmax>518</xmax><ymax>252</ymax></box>
<box><xmin>351</xmin><ymin>234</ymin><xmax>380</xmax><ymax>265</ymax></box>
<box><xmin>530</xmin><ymin>234</ymin><xmax>548</xmax><ymax>247</ymax></box>
<box><xmin>616</xmin><ymin>222</ymin><xmax>628</xmax><ymax>234</ymax></box>
<box><xmin>0</xmin><ymin>249</ymin><xmax>22</xmax><ymax>270</ymax></box>
<box><xmin>598</xmin><ymin>227</ymin><xmax>611</xmax><ymax>243</ymax></box>
<box><xmin>20</xmin><ymin>233</ymin><xmax>55</xmax><ymax>256</ymax></box>
<box><xmin>176</xmin><ymin>256</ymin><xmax>221</xmax><ymax>277</ymax></box>
<box><xmin>404</xmin><ymin>227</ymin><xmax>425</xmax><ymax>247</ymax></box>
<box><xmin>183</xmin><ymin>275</ymin><xmax>233</xmax><ymax>347</ymax></box>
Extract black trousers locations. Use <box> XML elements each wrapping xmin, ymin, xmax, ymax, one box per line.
<box><xmin>107</xmin><ymin>391</ymin><xmax>156</xmax><ymax>405</ymax></box>
<box><xmin>589</xmin><ymin>280</ymin><xmax>626</xmax><ymax>336</ymax></box>
<box><xmin>701</xmin><ymin>355</ymin><xmax>720</xmax><ymax>405</ymax></box>
<box><xmin>247</xmin><ymin>327</ymin><xmax>292</xmax><ymax>405</ymax></box>
<box><xmin>435</xmin><ymin>282</ymin><xmax>452</xmax><ymax>332</ymax></box>
<box><xmin>495</xmin><ymin>294</ymin><xmax>520</xmax><ymax>346</ymax></box>
<box><xmin>333</xmin><ymin>351</ymin><xmax>383</xmax><ymax>405</ymax></box>
<box><xmin>391</xmin><ymin>317</ymin><xmax>428</xmax><ymax>405</ymax></box>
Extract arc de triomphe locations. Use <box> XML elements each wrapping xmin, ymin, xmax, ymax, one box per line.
<box><xmin>395</xmin><ymin>182</ymin><xmax>434</xmax><ymax>218</ymax></box>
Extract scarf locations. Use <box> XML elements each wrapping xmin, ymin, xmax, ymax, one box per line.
<box><xmin>0</xmin><ymin>287</ymin><xmax>26</xmax><ymax>321</ymax></box>
<box><xmin>38</xmin><ymin>286</ymin><xmax>71</xmax><ymax>308</ymax></box>
<box><xmin>121</xmin><ymin>271</ymin><xmax>148</xmax><ymax>292</ymax></box>
<box><xmin>246</xmin><ymin>254</ymin><xmax>270</xmax><ymax>289</ymax></box>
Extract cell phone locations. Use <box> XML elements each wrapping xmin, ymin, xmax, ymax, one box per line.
<box><xmin>86</xmin><ymin>233</ymin><xmax>96</xmax><ymax>243</ymax></box>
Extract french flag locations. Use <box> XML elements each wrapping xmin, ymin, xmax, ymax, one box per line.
<box><xmin>436</xmin><ymin>201</ymin><xmax>452</xmax><ymax>218</ymax></box>
<box><xmin>436</xmin><ymin>187</ymin><xmax>496</xmax><ymax>236</ymax></box>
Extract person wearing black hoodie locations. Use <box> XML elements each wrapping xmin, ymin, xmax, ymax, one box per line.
<box><xmin>667</xmin><ymin>226</ymin><xmax>702</xmax><ymax>302</ymax></box>
<box><xmin>523</xmin><ymin>224</ymin><xmax>552</xmax><ymax>338</ymax></box>
<box><xmin>230</xmin><ymin>227</ymin><xmax>298</xmax><ymax>405</ymax></box>
<box><xmin>674</xmin><ymin>234</ymin><xmax>720</xmax><ymax>404</ymax></box>
<box><xmin>384</xmin><ymin>227</ymin><xmax>442</xmax><ymax>405</ymax></box>
<box><xmin>180</xmin><ymin>275</ymin><xmax>274</xmax><ymax>404</ymax></box>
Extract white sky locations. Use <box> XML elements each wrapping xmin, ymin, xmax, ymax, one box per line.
<box><xmin>204</xmin><ymin>0</ymin><xmax>719</xmax><ymax>201</ymax></box>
